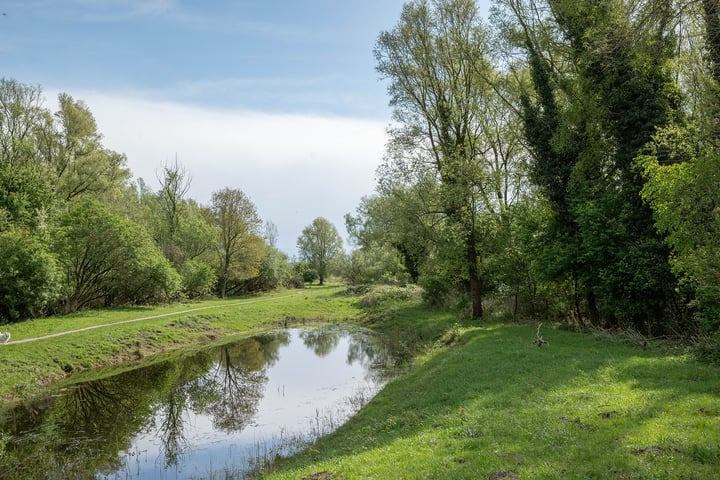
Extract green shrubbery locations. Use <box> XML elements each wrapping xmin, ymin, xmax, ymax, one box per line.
<box><xmin>357</xmin><ymin>284</ymin><xmax>423</xmax><ymax>308</ymax></box>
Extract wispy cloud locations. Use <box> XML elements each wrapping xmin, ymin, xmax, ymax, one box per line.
<box><xmin>62</xmin><ymin>0</ymin><xmax>175</xmax><ymax>20</ymax></box>
<box><xmin>5</xmin><ymin>0</ymin><xmax>175</xmax><ymax>21</ymax></box>
<box><xmin>11</xmin><ymin>0</ymin><xmax>330</xmax><ymax>42</ymax></box>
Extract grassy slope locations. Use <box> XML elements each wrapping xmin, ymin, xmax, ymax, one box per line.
<box><xmin>263</xmin><ymin>306</ymin><xmax>720</xmax><ymax>479</ymax></box>
<box><xmin>3</xmin><ymin>286</ymin><xmax>719</xmax><ymax>478</ymax></box>
<box><xmin>0</xmin><ymin>286</ymin><xmax>359</xmax><ymax>403</ymax></box>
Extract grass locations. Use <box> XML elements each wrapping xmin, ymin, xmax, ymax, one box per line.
<box><xmin>3</xmin><ymin>284</ymin><xmax>720</xmax><ymax>478</ymax></box>
<box><xmin>0</xmin><ymin>285</ymin><xmax>361</xmax><ymax>403</ymax></box>
<box><xmin>258</xmin><ymin>305</ymin><xmax>720</xmax><ymax>479</ymax></box>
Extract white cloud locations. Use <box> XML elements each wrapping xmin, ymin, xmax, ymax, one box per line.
<box><xmin>67</xmin><ymin>91</ymin><xmax>388</xmax><ymax>255</ymax></box>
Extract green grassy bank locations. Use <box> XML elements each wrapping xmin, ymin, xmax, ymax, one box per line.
<box><xmin>2</xmin><ymin>285</ymin><xmax>719</xmax><ymax>479</ymax></box>
<box><xmin>0</xmin><ymin>286</ymin><xmax>361</xmax><ymax>403</ymax></box>
<box><xmin>262</xmin><ymin>309</ymin><xmax>720</xmax><ymax>479</ymax></box>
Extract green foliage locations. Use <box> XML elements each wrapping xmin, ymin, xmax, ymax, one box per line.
<box><xmin>346</xmin><ymin>192</ymin><xmax>430</xmax><ymax>284</ymax></box>
<box><xmin>420</xmin><ymin>275</ymin><xmax>461</xmax><ymax>308</ymax></box>
<box><xmin>242</xmin><ymin>246</ymin><xmax>293</xmax><ymax>292</ymax></box>
<box><xmin>296</xmin><ymin>217</ymin><xmax>343</xmax><ymax>286</ymax></box>
<box><xmin>640</xmin><ymin>125</ymin><xmax>720</xmax><ymax>333</ymax></box>
<box><xmin>372</xmin><ymin>0</ymin><xmax>532</xmax><ymax>318</ymax></box>
<box><xmin>0</xmin><ymin>78</ymin><xmax>45</xmax><ymax>165</ymax></box>
<box><xmin>211</xmin><ymin>188</ymin><xmax>265</xmax><ymax>298</ymax></box>
<box><xmin>692</xmin><ymin>332</ymin><xmax>720</xmax><ymax>366</ymax></box>
<box><xmin>179</xmin><ymin>258</ymin><xmax>216</xmax><ymax>298</ymax></box>
<box><xmin>512</xmin><ymin>0</ymin><xmax>679</xmax><ymax>331</ymax></box>
<box><xmin>343</xmin><ymin>245</ymin><xmax>410</xmax><ymax>286</ymax></box>
<box><xmin>292</xmin><ymin>261</ymin><xmax>318</xmax><ymax>284</ymax></box>
<box><xmin>356</xmin><ymin>284</ymin><xmax>423</xmax><ymax>308</ymax></box>
<box><xmin>52</xmin><ymin>200</ymin><xmax>180</xmax><ymax>312</ymax></box>
<box><xmin>0</xmin><ymin>162</ymin><xmax>53</xmax><ymax>230</ymax></box>
<box><xmin>0</xmin><ymin>229</ymin><xmax>62</xmax><ymax>322</ymax></box>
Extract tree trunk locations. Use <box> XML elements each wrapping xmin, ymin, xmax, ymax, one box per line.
<box><xmin>220</xmin><ymin>276</ymin><xmax>227</xmax><ymax>298</ymax></box>
<box><xmin>467</xmin><ymin>240</ymin><xmax>483</xmax><ymax>318</ymax></box>
<box><xmin>587</xmin><ymin>290</ymin><xmax>600</xmax><ymax>326</ymax></box>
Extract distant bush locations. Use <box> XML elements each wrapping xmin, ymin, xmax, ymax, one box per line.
<box><xmin>180</xmin><ymin>259</ymin><xmax>216</xmax><ymax>298</ymax></box>
<box><xmin>357</xmin><ymin>284</ymin><xmax>423</xmax><ymax>308</ymax></box>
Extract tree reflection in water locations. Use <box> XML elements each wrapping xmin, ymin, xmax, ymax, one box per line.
<box><xmin>300</xmin><ymin>328</ymin><xmax>341</xmax><ymax>357</ymax></box>
<box><xmin>0</xmin><ymin>328</ymin><xmax>393</xmax><ymax>479</ymax></box>
<box><xmin>198</xmin><ymin>333</ymin><xmax>289</xmax><ymax>432</ymax></box>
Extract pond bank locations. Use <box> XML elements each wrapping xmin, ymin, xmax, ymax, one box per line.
<box><xmin>263</xmin><ymin>321</ymin><xmax>720</xmax><ymax>479</ymax></box>
<box><xmin>0</xmin><ymin>286</ymin><xmax>370</xmax><ymax>405</ymax></box>
<box><xmin>1</xmin><ymin>327</ymin><xmax>399</xmax><ymax>479</ymax></box>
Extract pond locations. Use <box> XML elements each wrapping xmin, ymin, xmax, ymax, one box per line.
<box><xmin>0</xmin><ymin>327</ymin><xmax>398</xmax><ymax>479</ymax></box>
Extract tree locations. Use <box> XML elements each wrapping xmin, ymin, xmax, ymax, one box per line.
<box><xmin>342</xmin><ymin>245</ymin><xmax>409</xmax><ymax>286</ymax></box>
<box><xmin>296</xmin><ymin>217</ymin><xmax>343</xmax><ymax>285</ymax></box>
<box><xmin>375</xmin><ymin>0</ymin><xmax>528</xmax><ymax>317</ymax></box>
<box><xmin>501</xmin><ymin>0</ymin><xmax>680</xmax><ymax>330</ymax></box>
<box><xmin>245</xmin><ymin>246</ymin><xmax>293</xmax><ymax>291</ymax></box>
<box><xmin>0</xmin><ymin>161</ymin><xmax>53</xmax><ymax>231</ymax></box>
<box><xmin>636</xmin><ymin>1</ymin><xmax>720</xmax><ymax>334</ymax></box>
<box><xmin>210</xmin><ymin>187</ymin><xmax>265</xmax><ymax>298</ymax></box>
<box><xmin>640</xmin><ymin>131</ymin><xmax>720</xmax><ymax>333</ymax></box>
<box><xmin>42</xmin><ymin>93</ymin><xmax>130</xmax><ymax>202</ymax></box>
<box><xmin>156</xmin><ymin>158</ymin><xmax>191</xmax><ymax>246</ymax></box>
<box><xmin>0</xmin><ymin>78</ymin><xmax>45</xmax><ymax>166</ymax></box>
<box><xmin>52</xmin><ymin>200</ymin><xmax>180</xmax><ymax>312</ymax></box>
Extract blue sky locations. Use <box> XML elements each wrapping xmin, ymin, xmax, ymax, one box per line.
<box><xmin>1</xmin><ymin>0</ymin><xmax>491</xmax><ymax>255</ymax></box>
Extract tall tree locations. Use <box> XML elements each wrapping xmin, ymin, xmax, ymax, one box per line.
<box><xmin>157</xmin><ymin>157</ymin><xmax>191</xmax><ymax>244</ymax></box>
<box><xmin>503</xmin><ymin>0</ymin><xmax>680</xmax><ymax>329</ymax></box>
<box><xmin>44</xmin><ymin>93</ymin><xmax>130</xmax><ymax>201</ymax></box>
<box><xmin>375</xmin><ymin>0</ymin><xmax>525</xmax><ymax>317</ymax></box>
<box><xmin>210</xmin><ymin>188</ymin><xmax>264</xmax><ymax>298</ymax></box>
<box><xmin>296</xmin><ymin>217</ymin><xmax>343</xmax><ymax>286</ymax></box>
<box><xmin>0</xmin><ymin>78</ymin><xmax>45</xmax><ymax>166</ymax></box>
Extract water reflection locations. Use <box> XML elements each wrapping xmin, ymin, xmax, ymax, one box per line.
<box><xmin>0</xmin><ymin>327</ymin><xmax>395</xmax><ymax>479</ymax></box>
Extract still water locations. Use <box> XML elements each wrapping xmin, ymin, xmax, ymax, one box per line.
<box><xmin>0</xmin><ymin>327</ymin><xmax>396</xmax><ymax>479</ymax></box>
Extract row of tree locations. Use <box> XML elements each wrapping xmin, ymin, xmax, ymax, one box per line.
<box><xmin>0</xmin><ymin>79</ymin><xmax>349</xmax><ymax>323</ymax></box>
<box><xmin>4</xmin><ymin>0</ymin><xmax>720</xmax><ymax>338</ymax></box>
<box><xmin>345</xmin><ymin>0</ymin><xmax>720</xmax><ymax>336</ymax></box>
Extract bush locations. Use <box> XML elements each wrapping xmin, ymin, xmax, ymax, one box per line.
<box><xmin>693</xmin><ymin>332</ymin><xmax>720</xmax><ymax>366</ymax></box>
<box><xmin>419</xmin><ymin>276</ymin><xmax>457</xmax><ymax>307</ymax></box>
<box><xmin>293</xmin><ymin>261</ymin><xmax>318</xmax><ymax>284</ymax></box>
<box><xmin>0</xmin><ymin>230</ymin><xmax>62</xmax><ymax>322</ymax></box>
<box><xmin>357</xmin><ymin>285</ymin><xmax>423</xmax><ymax>308</ymax></box>
<box><xmin>180</xmin><ymin>259</ymin><xmax>216</xmax><ymax>298</ymax></box>
<box><xmin>52</xmin><ymin>200</ymin><xmax>181</xmax><ymax>311</ymax></box>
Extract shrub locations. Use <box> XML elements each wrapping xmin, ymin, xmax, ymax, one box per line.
<box><xmin>180</xmin><ymin>259</ymin><xmax>216</xmax><ymax>298</ymax></box>
<box><xmin>357</xmin><ymin>285</ymin><xmax>423</xmax><ymax>308</ymax></box>
<box><xmin>0</xmin><ymin>229</ymin><xmax>62</xmax><ymax>322</ymax></box>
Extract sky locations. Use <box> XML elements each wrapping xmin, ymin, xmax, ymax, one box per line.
<box><xmin>1</xmin><ymin>0</ymin><xmax>491</xmax><ymax>256</ymax></box>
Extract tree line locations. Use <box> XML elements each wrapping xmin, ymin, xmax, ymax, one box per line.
<box><xmin>4</xmin><ymin>0</ymin><xmax>720</xmax><ymax>342</ymax></box>
<box><xmin>0</xmin><ymin>79</ymin><xmax>347</xmax><ymax>323</ymax></box>
<box><xmin>345</xmin><ymin>0</ymin><xmax>720</xmax><ymax>338</ymax></box>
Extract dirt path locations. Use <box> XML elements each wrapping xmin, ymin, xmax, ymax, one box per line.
<box><xmin>5</xmin><ymin>292</ymin><xmax>303</xmax><ymax>345</ymax></box>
